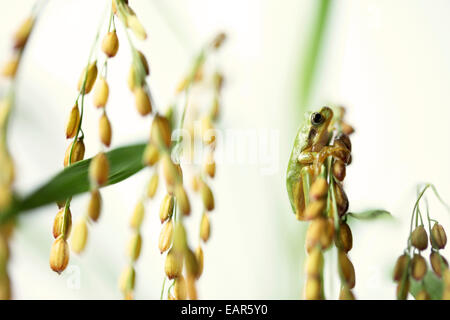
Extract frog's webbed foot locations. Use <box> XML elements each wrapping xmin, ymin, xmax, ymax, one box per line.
<box><xmin>320</xmin><ymin>145</ymin><xmax>351</xmax><ymax>164</ymax></box>
<box><xmin>297</xmin><ymin>152</ymin><xmax>316</xmax><ymax>166</ymax></box>
<box><xmin>312</xmin><ymin>145</ymin><xmax>351</xmax><ymax>175</ymax></box>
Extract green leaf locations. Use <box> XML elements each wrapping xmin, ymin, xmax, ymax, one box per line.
<box><xmin>410</xmin><ymin>271</ymin><xmax>443</xmax><ymax>300</ymax></box>
<box><xmin>296</xmin><ymin>0</ymin><xmax>332</xmax><ymax>113</ymax></box>
<box><xmin>0</xmin><ymin>142</ymin><xmax>146</xmax><ymax>224</ymax></box>
<box><xmin>347</xmin><ymin>209</ymin><xmax>392</xmax><ymax>221</ymax></box>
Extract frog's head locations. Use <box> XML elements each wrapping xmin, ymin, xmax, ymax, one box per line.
<box><xmin>306</xmin><ymin>106</ymin><xmax>334</xmax><ymax>152</ymax></box>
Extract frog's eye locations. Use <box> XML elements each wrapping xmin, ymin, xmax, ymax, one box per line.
<box><xmin>311</xmin><ymin>112</ymin><xmax>324</xmax><ymax>126</ymax></box>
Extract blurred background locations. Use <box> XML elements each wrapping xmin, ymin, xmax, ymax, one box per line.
<box><xmin>0</xmin><ymin>0</ymin><xmax>449</xmax><ymax>299</ymax></box>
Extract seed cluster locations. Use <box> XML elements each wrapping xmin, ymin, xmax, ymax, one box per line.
<box><xmin>51</xmin><ymin>0</ymin><xmax>150</xmax><ymax>275</ymax></box>
<box><xmin>120</xmin><ymin>199</ymin><xmax>143</xmax><ymax>299</ymax></box>
<box><xmin>0</xmin><ymin>15</ymin><xmax>36</xmax><ymax>209</ymax></box>
<box><xmin>113</xmin><ymin>0</ymin><xmax>160</xmax><ymax>299</ymax></box>
<box><xmin>143</xmin><ymin>33</ymin><xmax>226</xmax><ymax>300</ymax></box>
<box><xmin>193</xmin><ymin>70</ymin><xmax>223</xmax><ymax>247</ymax></box>
<box><xmin>110</xmin><ymin>4</ymin><xmax>226</xmax><ymax>298</ymax></box>
<box><xmin>300</xmin><ymin>107</ymin><xmax>355</xmax><ymax>300</ymax></box>
<box><xmin>0</xmin><ymin>10</ymin><xmax>38</xmax><ymax>299</ymax></box>
<box><xmin>0</xmin><ymin>0</ymin><xmax>223</xmax><ymax>300</ymax></box>
<box><xmin>393</xmin><ymin>185</ymin><xmax>450</xmax><ymax>300</ymax></box>
<box><xmin>16</xmin><ymin>0</ymin><xmax>229</xmax><ymax>299</ymax></box>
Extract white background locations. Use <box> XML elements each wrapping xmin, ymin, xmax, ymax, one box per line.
<box><xmin>0</xmin><ymin>0</ymin><xmax>449</xmax><ymax>299</ymax></box>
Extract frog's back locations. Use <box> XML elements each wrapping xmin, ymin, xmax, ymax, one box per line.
<box><xmin>286</xmin><ymin>120</ymin><xmax>310</xmax><ymax>214</ymax></box>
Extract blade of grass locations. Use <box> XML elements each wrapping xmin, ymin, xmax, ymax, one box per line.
<box><xmin>281</xmin><ymin>0</ymin><xmax>334</xmax><ymax>298</ymax></box>
<box><xmin>0</xmin><ymin>142</ymin><xmax>146</xmax><ymax>224</ymax></box>
<box><xmin>297</xmin><ymin>0</ymin><xmax>332</xmax><ymax>113</ymax></box>
<box><xmin>347</xmin><ymin>209</ymin><xmax>392</xmax><ymax>221</ymax></box>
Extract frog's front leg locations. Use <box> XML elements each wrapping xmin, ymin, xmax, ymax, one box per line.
<box><xmin>291</xmin><ymin>151</ymin><xmax>318</xmax><ymax>220</ymax></box>
<box><xmin>298</xmin><ymin>151</ymin><xmax>316</xmax><ymax>166</ymax></box>
<box><xmin>299</xmin><ymin>150</ymin><xmax>327</xmax><ymax>181</ymax></box>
